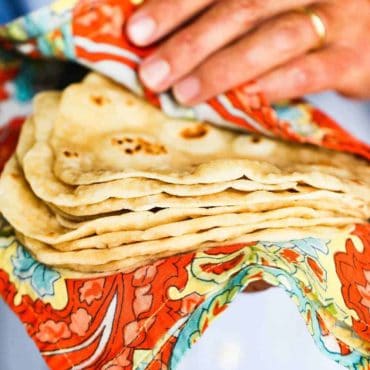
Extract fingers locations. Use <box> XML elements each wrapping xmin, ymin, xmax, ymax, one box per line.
<box><xmin>244</xmin><ymin>47</ymin><xmax>349</xmax><ymax>102</ymax></box>
<box><xmin>134</xmin><ymin>0</ymin><xmax>320</xmax><ymax>92</ymax></box>
<box><xmin>172</xmin><ymin>10</ymin><xmax>328</xmax><ymax>105</ymax></box>
<box><xmin>127</xmin><ymin>0</ymin><xmax>214</xmax><ymax>46</ymax></box>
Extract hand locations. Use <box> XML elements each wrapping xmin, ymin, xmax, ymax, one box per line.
<box><xmin>127</xmin><ymin>0</ymin><xmax>370</xmax><ymax>105</ymax></box>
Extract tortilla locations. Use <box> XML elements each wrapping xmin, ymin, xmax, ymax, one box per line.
<box><xmin>54</xmin><ymin>197</ymin><xmax>365</xmax><ymax>230</ymax></box>
<box><xmin>1</xmin><ymin>73</ymin><xmax>368</xmax><ymax>277</ymax></box>
<box><xmin>25</xmin><ymin>217</ymin><xmax>357</xmax><ymax>266</ymax></box>
<box><xmin>53</xmin><ymin>207</ymin><xmax>357</xmax><ymax>251</ymax></box>
<box><xmin>22</xmin><ymin>93</ymin><xmax>307</xmax><ymax>207</ymax></box>
<box><xmin>15</xmin><ymin>117</ymin><xmax>35</xmax><ymax>167</ymax></box>
<box><xmin>20</xmin><ymin>88</ymin><xmax>369</xmax><ymax>214</ymax></box>
<box><xmin>19</xmin><ymin>225</ymin><xmax>350</xmax><ymax>273</ymax></box>
<box><xmin>1</xmin><ymin>157</ymin><xmax>363</xmax><ymax>247</ymax></box>
<box><xmin>49</xmin><ymin>75</ymin><xmax>369</xmax><ymax>193</ymax></box>
<box><xmin>25</xmin><ymin>143</ymin><xmax>302</xmax><ymax>206</ymax></box>
<box><xmin>55</xmin><ymin>185</ymin><xmax>367</xmax><ymax>216</ymax></box>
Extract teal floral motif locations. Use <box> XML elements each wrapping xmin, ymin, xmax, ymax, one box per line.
<box><xmin>11</xmin><ymin>245</ymin><xmax>60</xmax><ymax>297</ymax></box>
<box><xmin>36</xmin><ymin>22</ymin><xmax>75</xmax><ymax>59</ymax></box>
<box><xmin>274</xmin><ymin>104</ymin><xmax>305</xmax><ymax>122</ymax></box>
<box><xmin>0</xmin><ymin>4</ymin><xmax>74</xmax><ymax>41</ymax></box>
<box><xmin>15</xmin><ymin>63</ymin><xmax>36</xmax><ymax>102</ymax></box>
<box><xmin>262</xmin><ymin>237</ymin><xmax>329</xmax><ymax>258</ymax></box>
<box><xmin>290</xmin><ymin>238</ymin><xmax>329</xmax><ymax>257</ymax></box>
<box><xmin>274</xmin><ymin>104</ymin><xmax>319</xmax><ymax>138</ymax></box>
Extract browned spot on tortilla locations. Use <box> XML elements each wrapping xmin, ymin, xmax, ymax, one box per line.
<box><xmin>10</xmin><ymin>173</ymin><xmax>20</xmax><ymax>179</ymax></box>
<box><xmin>112</xmin><ymin>136</ymin><xmax>167</xmax><ymax>155</ymax></box>
<box><xmin>63</xmin><ymin>150</ymin><xmax>79</xmax><ymax>158</ymax></box>
<box><xmin>181</xmin><ymin>124</ymin><xmax>208</xmax><ymax>139</ymax></box>
<box><xmin>138</xmin><ymin>138</ymin><xmax>167</xmax><ymax>155</ymax></box>
<box><xmin>251</xmin><ymin>135</ymin><xmax>261</xmax><ymax>143</ymax></box>
<box><xmin>91</xmin><ymin>95</ymin><xmax>110</xmax><ymax>106</ymax></box>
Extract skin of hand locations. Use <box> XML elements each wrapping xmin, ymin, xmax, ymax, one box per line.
<box><xmin>126</xmin><ymin>0</ymin><xmax>370</xmax><ymax>105</ymax></box>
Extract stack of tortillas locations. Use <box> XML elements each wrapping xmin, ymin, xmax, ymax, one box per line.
<box><xmin>0</xmin><ymin>73</ymin><xmax>369</xmax><ymax>276</ymax></box>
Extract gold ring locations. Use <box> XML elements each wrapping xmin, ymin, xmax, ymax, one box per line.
<box><xmin>301</xmin><ymin>8</ymin><xmax>327</xmax><ymax>49</ymax></box>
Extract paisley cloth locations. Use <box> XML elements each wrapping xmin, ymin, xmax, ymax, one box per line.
<box><xmin>0</xmin><ymin>1</ymin><xmax>369</xmax><ymax>369</ymax></box>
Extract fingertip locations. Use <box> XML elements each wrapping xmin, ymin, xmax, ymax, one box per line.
<box><xmin>138</xmin><ymin>57</ymin><xmax>171</xmax><ymax>92</ymax></box>
<box><xmin>127</xmin><ymin>12</ymin><xmax>157</xmax><ymax>46</ymax></box>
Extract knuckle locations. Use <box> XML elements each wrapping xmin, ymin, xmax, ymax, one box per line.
<box><xmin>272</xmin><ymin>18</ymin><xmax>301</xmax><ymax>50</ymax></box>
<box><xmin>229</xmin><ymin>0</ymin><xmax>265</xmax><ymax>25</ymax></box>
<box><xmin>290</xmin><ymin>65</ymin><xmax>312</xmax><ymax>90</ymax></box>
<box><xmin>160</xmin><ymin>30</ymin><xmax>205</xmax><ymax>73</ymax></box>
<box><xmin>173</xmin><ymin>30</ymin><xmax>205</xmax><ymax>56</ymax></box>
<box><xmin>173</xmin><ymin>31</ymin><xmax>193</xmax><ymax>49</ymax></box>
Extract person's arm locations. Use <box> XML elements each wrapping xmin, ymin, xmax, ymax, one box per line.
<box><xmin>126</xmin><ymin>0</ymin><xmax>370</xmax><ymax>104</ymax></box>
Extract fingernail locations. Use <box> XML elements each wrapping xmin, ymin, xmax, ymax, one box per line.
<box><xmin>174</xmin><ymin>77</ymin><xmax>201</xmax><ymax>104</ymax></box>
<box><xmin>140</xmin><ymin>58</ymin><xmax>171</xmax><ymax>89</ymax></box>
<box><xmin>128</xmin><ymin>14</ymin><xmax>156</xmax><ymax>45</ymax></box>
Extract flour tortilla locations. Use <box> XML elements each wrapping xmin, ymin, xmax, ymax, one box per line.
<box><xmin>17</xmin><ymin>231</ymin><xmax>165</xmax><ymax>275</ymax></box>
<box><xmin>32</xmin><ymin>91</ymin><xmax>61</xmax><ymax>142</ymax></box>
<box><xmin>21</xmin><ymin>89</ymin><xmax>369</xmax><ymax>210</ymax></box>
<box><xmin>0</xmin><ymin>158</ymin><xmax>362</xmax><ymax>249</ymax></box>
<box><xmin>0</xmin><ymin>158</ymin><xmax>364</xmax><ymax>247</ymax></box>
<box><xmin>24</xmin><ymin>143</ymin><xmax>301</xmax><ymax>206</ymax></box>
<box><xmin>22</xmin><ymin>93</ymin><xmax>304</xmax><ymax>207</ymax></box>
<box><xmin>24</xmin><ymin>139</ymin><xmax>370</xmax><ymax>208</ymax></box>
<box><xmin>18</xmin><ymin>225</ymin><xmax>349</xmax><ymax>275</ymax></box>
<box><xmin>53</xmin><ymin>207</ymin><xmax>349</xmax><ymax>251</ymax></box>
<box><xmin>15</xmin><ymin>117</ymin><xmax>35</xmax><ymax>167</ymax></box>
<box><xmin>24</xmin><ymin>216</ymin><xmax>357</xmax><ymax>266</ymax></box>
<box><xmin>50</xmin><ymin>75</ymin><xmax>370</xmax><ymax>192</ymax></box>
<box><xmin>55</xmin><ymin>185</ymin><xmax>367</xmax><ymax>216</ymax></box>
<box><xmin>54</xmin><ymin>197</ymin><xmax>366</xmax><ymax>230</ymax></box>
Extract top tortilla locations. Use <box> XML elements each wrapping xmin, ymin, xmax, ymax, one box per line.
<box><xmin>18</xmin><ymin>81</ymin><xmax>369</xmax><ymax>213</ymax></box>
<box><xmin>49</xmin><ymin>74</ymin><xmax>369</xmax><ymax>189</ymax></box>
